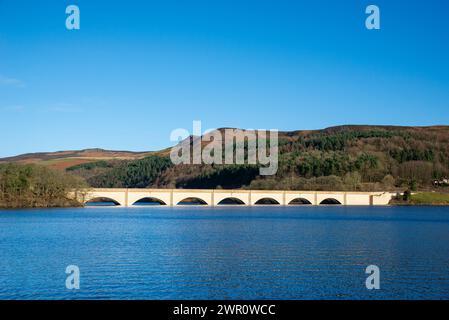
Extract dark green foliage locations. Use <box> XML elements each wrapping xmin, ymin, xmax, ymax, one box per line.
<box><xmin>87</xmin><ymin>156</ymin><xmax>172</xmax><ymax>188</ymax></box>
<box><xmin>66</xmin><ymin>160</ymin><xmax>111</xmax><ymax>171</ymax></box>
<box><xmin>403</xmin><ymin>190</ymin><xmax>412</xmax><ymax>201</ymax></box>
<box><xmin>286</xmin><ymin>152</ymin><xmax>378</xmax><ymax>178</ymax></box>
<box><xmin>302</xmin><ymin>130</ymin><xmax>394</xmax><ymax>151</ymax></box>
<box><xmin>176</xmin><ymin>165</ymin><xmax>259</xmax><ymax>189</ymax></box>
<box><xmin>389</xmin><ymin>149</ymin><xmax>434</xmax><ymax>163</ymax></box>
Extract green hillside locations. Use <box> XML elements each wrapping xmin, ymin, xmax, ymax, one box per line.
<box><xmin>62</xmin><ymin>125</ymin><xmax>449</xmax><ymax>191</ymax></box>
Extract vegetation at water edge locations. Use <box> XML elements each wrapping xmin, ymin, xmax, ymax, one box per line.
<box><xmin>0</xmin><ymin>163</ymin><xmax>87</xmax><ymax>208</ymax></box>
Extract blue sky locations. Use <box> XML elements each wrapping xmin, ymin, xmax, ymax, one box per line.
<box><xmin>1</xmin><ymin>0</ymin><xmax>449</xmax><ymax>157</ymax></box>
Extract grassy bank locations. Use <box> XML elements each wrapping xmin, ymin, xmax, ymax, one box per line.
<box><xmin>409</xmin><ymin>192</ymin><xmax>449</xmax><ymax>205</ymax></box>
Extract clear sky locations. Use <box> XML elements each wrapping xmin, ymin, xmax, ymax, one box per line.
<box><xmin>1</xmin><ymin>0</ymin><xmax>449</xmax><ymax>157</ymax></box>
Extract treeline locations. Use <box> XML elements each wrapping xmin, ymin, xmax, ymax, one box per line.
<box><xmin>277</xmin><ymin>152</ymin><xmax>378</xmax><ymax>178</ymax></box>
<box><xmin>0</xmin><ymin>163</ymin><xmax>86</xmax><ymax>208</ymax></box>
<box><xmin>83</xmin><ymin>156</ymin><xmax>172</xmax><ymax>188</ymax></box>
<box><xmin>157</xmin><ymin>164</ymin><xmax>261</xmax><ymax>189</ymax></box>
<box><xmin>65</xmin><ymin>126</ymin><xmax>449</xmax><ymax>191</ymax></box>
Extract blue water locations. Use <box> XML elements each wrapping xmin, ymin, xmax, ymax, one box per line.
<box><xmin>0</xmin><ymin>206</ymin><xmax>448</xmax><ymax>300</ymax></box>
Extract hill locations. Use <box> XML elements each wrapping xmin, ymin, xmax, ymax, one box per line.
<box><xmin>2</xmin><ymin>125</ymin><xmax>449</xmax><ymax>191</ymax></box>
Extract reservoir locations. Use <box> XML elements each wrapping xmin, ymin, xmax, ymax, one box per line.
<box><xmin>0</xmin><ymin>206</ymin><xmax>448</xmax><ymax>299</ymax></box>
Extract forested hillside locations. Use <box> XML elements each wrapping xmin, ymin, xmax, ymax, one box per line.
<box><xmin>60</xmin><ymin>125</ymin><xmax>449</xmax><ymax>191</ymax></box>
<box><xmin>68</xmin><ymin>156</ymin><xmax>172</xmax><ymax>188</ymax></box>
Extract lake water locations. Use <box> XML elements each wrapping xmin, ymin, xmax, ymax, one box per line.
<box><xmin>0</xmin><ymin>206</ymin><xmax>448</xmax><ymax>300</ymax></box>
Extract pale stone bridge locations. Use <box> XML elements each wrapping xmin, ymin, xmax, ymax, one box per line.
<box><xmin>79</xmin><ymin>189</ymin><xmax>395</xmax><ymax>207</ymax></box>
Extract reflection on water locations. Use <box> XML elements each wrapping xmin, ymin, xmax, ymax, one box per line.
<box><xmin>85</xmin><ymin>201</ymin><xmax>118</xmax><ymax>207</ymax></box>
<box><xmin>0</xmin><ymin>206</ymin><xmax>449</xmax><ymax>300</ymax></box>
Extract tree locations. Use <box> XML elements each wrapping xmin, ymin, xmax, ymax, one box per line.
<box><xmin>343</xmin><ymin>172</ymin><xmax>362</xmax><ymax>191</ymax></box>
<box><xmin>403</xmin><ymin>189</ymin><xmax>412</xmax><ymax>202</ymax></box>
<box><xmin>381</xmin><ymin>175</ymin><xmax>396</xmax><ymax>190</ymax></box>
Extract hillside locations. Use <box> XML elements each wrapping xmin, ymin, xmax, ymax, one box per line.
<box><xmin>2</xmin><ymin>125</ymin><xmax>449</xmax><ymax>191</ymax></box>
<box><xmin>0</xmin><ymin>148</ymin><xmax>154</xmax><ymax>170</ymax></box>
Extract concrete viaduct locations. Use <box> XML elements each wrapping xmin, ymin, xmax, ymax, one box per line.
<box><xmin>79</xmin><ymin>189</ymin><xmax>395</xmax><ymax>207</ymax></box>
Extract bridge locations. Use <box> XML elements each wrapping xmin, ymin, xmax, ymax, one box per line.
<box><xmin>78</xmin><ymin>189</ymin><xmax>395</xmax><ymax>206</ymax></box>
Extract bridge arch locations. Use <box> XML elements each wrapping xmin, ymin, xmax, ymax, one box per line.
<box><xmin>177</xmin><ymin>197</ymin><xmax>209</xmax><ymax>205</ymax></box>
<box><xmin>217</xmin><ymin>197</ymin><xmax>245</xmax><ymax>205</ymax></box>
<box><xmin>85</xmin><ymin>197</ymin><xmax>121</xmax><ymax>206</ymax></box>
<box><xmin>288</xmin><ymin>198</ymin><xmax>312</xmax><ymax>205</ymax></box>
<box><xmin>320</xmin><ymin>198</ymin><xmax>342</xmax><ymax>205</ymax></box>
<box><xmin>316</xmin><ymin>193</ymin><xmax>344</xmax><ymax>205</ymax></box>
<box><xmin>132</xmin><ymin>197</ymin><xmax>166</xmax><ymax>206</ymax></box>
<box><xmin>254</xmin><ymin>197</ymin><xmax>280</xmax><ymax>205</ymax></box>
<box><xmin>251</xmin><ymin>193</ymin><xmax>284</xmax><ymax>205</ymax></box>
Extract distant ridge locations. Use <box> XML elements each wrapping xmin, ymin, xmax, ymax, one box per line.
<box><xmin>0</xmin><ymin>148</ymin><xmax>154</xmax><ymax>170</ymax></box>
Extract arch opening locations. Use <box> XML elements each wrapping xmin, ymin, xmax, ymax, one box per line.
<box><xmin>289</xmin><ymin>198</ymin><xmax>312</xmax><ymax>205</ymax></box>
<box><xmin>320</xmin><ymin>198</ymin><xmax>342</xmax><ymax>205</ymax></box>
<box><xmin>177</xmin><ymin>197</ymin><xmax>208</xmax><ymax>205</ymax></box>
<box><xmin>85</xmin><ymin>197</ymin><xmax>121</xmax><ymax>207</ymax></box>
<box><xmin>255</xmin><ymin>198</ymin><xmax>280</xmax><ymax>205</ymax></box>
<box><xmin>217</xmin><ymin>197</ymin><xmax>245</xmax><ymax>205</ymax></box>
<box><xmin>133</xmin><ymin>197</ymin><xmax>166</xmax><ymax>206</ymax></box>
